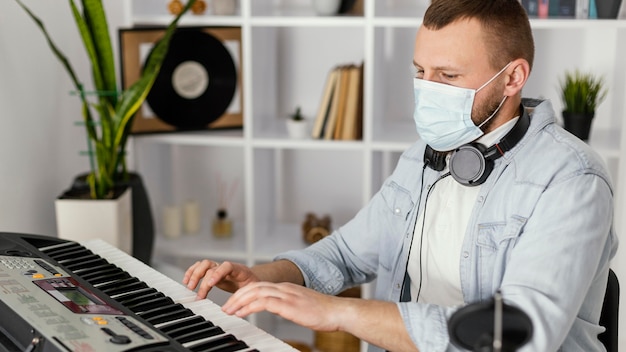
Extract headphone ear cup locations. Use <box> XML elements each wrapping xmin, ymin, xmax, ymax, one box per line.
<box><xmin>449</xmin><ymin>144</ymin><xmax>494</xmax><ymax>186</ymax></box>
<box><xmin>424</xmin><ymin>145</ymin><xmax>447</xmax><ymax>171</ymax></box>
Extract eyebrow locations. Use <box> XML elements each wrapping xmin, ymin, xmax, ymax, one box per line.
<box><xmin>413</xmin><ymin>60</ymin><xmax>458</xmax><ymax>72</ymax></box>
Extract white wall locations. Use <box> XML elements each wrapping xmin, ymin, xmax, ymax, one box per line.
<box><xmin>0</xmin><ymin>1</ymin><xmax>126</xmax><ymax>236</ymax></box>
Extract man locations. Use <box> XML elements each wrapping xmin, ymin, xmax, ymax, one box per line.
<box><xmin>183</xmin><ymin>0</ymin><xmax>618</xmax><ymax>350</ymax></box>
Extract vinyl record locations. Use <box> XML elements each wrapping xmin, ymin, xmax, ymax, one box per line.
<box><xmin>146</xmin><ymin>29</ymin><xmax>237</xmax><ymax>130</ymax></box>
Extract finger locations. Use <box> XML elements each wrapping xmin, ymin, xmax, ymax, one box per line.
<box><xmin>222</xmin><ymin>282</ymin><xmax>286</xmax><ymax>315</ymax></box>
<box><xmin>194</xmin><ymin>261</ymin><xmax>222</xmax><ymax>298</ymax></box>
<box><xmin>186</xmin><ymin>260</ymin><xmax>217</xmax><ymax>291</ymax></box>
<box><xmin>182</xmin><ymin>260</ymin><xmax>201</xmax><ymax>285</ymax></box>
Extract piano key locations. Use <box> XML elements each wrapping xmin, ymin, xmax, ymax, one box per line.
<box><xmin>41</xmin><ymin>242</ymin><xmax>84</xmax><ymax>257</ymax></box>
<box><xmin>185</xmin><ymin>334</ymin><xmax>248</xmax><ymax>352</ymax></box>
<box><xmin>125</xmin><ymin>295</ymin><xmax>174</xmax><ymax>313</ymax></box>
<box><xmin>51</xmin><ymin>248</ymin><xmax>93</xmax><ymax>261</ymax></box>
<box><xmin>159</xmin><ymin>316</ymin><xmax>207</xmax><ymax>334</ymax></box>
<box><xmin>101</xmin><ymin>280</ymin><xmax>149</xmax><ymax>297</ymax></box>
<box><xmin>63</xmin><ymin>256</ymin><xmax>108</xmax><ymax>271</ymax></box>
<box><xmin>173</xmin><ymin>324</ymin><xmax>224</xmax><ymax>343</ymax></box>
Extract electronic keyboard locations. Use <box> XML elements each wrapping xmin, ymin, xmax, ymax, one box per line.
<box><xmin>0</xmin><ymin>232</ymin><xmax>297</xmax><ymax>352</ymax></box>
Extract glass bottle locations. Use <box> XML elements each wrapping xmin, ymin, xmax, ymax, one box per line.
<box><xmin>212</xmin><ymin>208</ymin><xmax>232</xmax><ymax>238</ymax></box>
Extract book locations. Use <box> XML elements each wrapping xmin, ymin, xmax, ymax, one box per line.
<box><xmin>538</xmin><ymin>0</ymin><xmax>549</xmax><ymax>18</ymax></box>
<box><xmin>576</xmin><ymin>0</ymin><xmax>589</xmax><ymax>18</ymax></box>
<box><xmin>339</xmin><ymin>64</ymin><xmax>363</xmax><ymax>140</ymax></box>
<box><xmin>324</xmin><ymin>66</ymin><xmax>349</xmax><ymax>140</ymax></box>
<box><xmin>522</xmin><ymin>0</ymin><xmax>539</xmax><ymax>16</ymax></box>
<box><xmin>549</xmin><ymin>0</ymin><xmax>576</xmax><ymax>17</ymax></box>
<box><xmin>311</xmin><ymin>68</ymin><xmax>339</xmax><ymax>139</ymax></box>
<box><xmin>333</xmin><ymin>65</ymin><xmax>353</xmax><ymax>140</ymax></box>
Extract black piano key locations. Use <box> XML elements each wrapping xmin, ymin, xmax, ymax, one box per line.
<box><xmin>59</xmin><ymin>254</ymin><xmax>105</xmax><ymax>267</ymax></box>
<box><xmin>112</xmin><ymin>287</ymin><xmax>159</xmax><ymax>305</ymax></box>
<box><xmin>41</xmin><ymin>242</ymin><xmax>85</xmax><ymax>257</ymax></box>
<box><xmin>51</xmin><ymin>248</ymin><xmax>94</xmax><ymax>261</ymax></box>
<box><xmin>126</xmin><ymin>296</ymin><xmax>175</xmax><ymax>313</ymax></box>
<box><xmin>85</xmin><ymin>270</ymin><xmax>132</xmax><ymax>286</ymax></box>
<box><xmin>144</xmin><ymin>307</ymin><xmax>195</xmax><ymax>325</ymax></box>
<box><xmin>164</xmin><ymin>320</ymin><xmax>219</xmax><ymax>338</ymax></box>
<box><xmin>80</xmin><ymin>266</ymin><xmax>124</xmax><ymax>280</ymax></box>
<box><xmin>206</xmin><ymin>341</ymin><xmax>250</xmax><ymax>352</ymax></box>
<box><xmin>63</xmin><ymin>257</ymin><xmax>109</xmax><ymax>271</ymax></box>
<box><xmin>187</xmin><ymin>334</ymin><xmax>248</xmax><ymax>352</ymax></box>
<box><xmin>102</xmin><ymin>280</ymin><xmax>149</xmax><ymax>297</ymax></box>
<box><xmin>173</xmin><ymin>324</ymin><xmax>224</xmax><ymax>343</ymax></box>
<box><xmin>137</xmin><ymin>304</ymin><xmax>185</xmax><ymax>320</ymax></box>
<box><xmin>70</xmin><ymin>263</ymin><xmax>117</xmax><ymax>276</ymax></box>
<box><xmin>95</xmin><ymin>276</ymin><xmax>140</xmax><ymax>291</ymax></box>
<box><xmin>119</xmin><ymin>291</ymin><xmax>167</xmax><ymax>309</ymax></box>
<box><xmin>159</xmin><ymin>316</ymin><xmax>206</xmax><ymax>333</ymax></box>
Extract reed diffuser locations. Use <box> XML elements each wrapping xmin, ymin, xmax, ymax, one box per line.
<box><xmin>212</xmin><ymin>174</ymin><xmax>238</xmax><ymax>238</ymax></box>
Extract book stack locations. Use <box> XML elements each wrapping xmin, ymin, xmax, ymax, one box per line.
<box><xmin>521</xmin><ymin>0</ymin><xmax>625</xmax><ymax>19</ymax></box>
<box><xmin>311</xmin><ymin>63</ymin><xmax>364</xmax><ymax>140</ymax></box>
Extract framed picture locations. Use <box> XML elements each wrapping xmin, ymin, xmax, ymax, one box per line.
<box><xmin>119</xmin><ymin>26</ymin><xmax>243</xmax><ymax>134</ymax></box>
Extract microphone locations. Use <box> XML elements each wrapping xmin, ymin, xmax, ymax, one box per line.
<box><xmin>448</xmin><ymin>290</ymin><xmax>533</xmax><ymax>352</ymax></box>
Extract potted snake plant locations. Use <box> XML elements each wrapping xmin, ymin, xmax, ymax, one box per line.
<box><xmin>15</xmin><ymin>0</ymin><xmax>196</xmax><ymax>263</ymax></box>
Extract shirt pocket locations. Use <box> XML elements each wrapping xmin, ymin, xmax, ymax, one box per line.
<box><xmin>379</xmin><ymin>181</ymin><xmax>415</xmax><ymax>271</ymax></box>
<box><xmin>475</xmin><ymin>216</ymin><xmax>526</xmax><ymax>295</ymax></box>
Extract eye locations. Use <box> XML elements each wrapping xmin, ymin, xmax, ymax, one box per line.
<box><xmin>413</xmin><ymin>66</ymin><xmax>424</xmax><ymax>79</ymax></box>
<box><xmin>441</xmin><ymin>73</ymin><xmax>458</xmax><ymax>81</ymax></box>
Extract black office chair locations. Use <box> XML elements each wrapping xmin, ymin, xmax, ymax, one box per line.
<box><xmin>599</xmin><ymin>269</ymin><xmax>620</xmax><ymax>352</ymax></box>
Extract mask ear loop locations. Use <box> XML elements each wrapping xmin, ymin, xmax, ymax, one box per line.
<box><xmin>478</xmin><ymin>95</ymin><xmax>507</xmax><ymax>129</ymax></box>
<box><xmin>474</xmin><ymin>62</ymin><xmax>512</xmax><ymax>129</ymax></box>
<box><xmin>476</xmin><ymin>61</ymin><xmax>512</xmax><ymax>93</ymax></box>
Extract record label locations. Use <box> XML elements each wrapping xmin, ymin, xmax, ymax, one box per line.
<box><xmin>172</xmin><ymin>61</ymin><xmax>209</xmax><ymax>99</ymax></box>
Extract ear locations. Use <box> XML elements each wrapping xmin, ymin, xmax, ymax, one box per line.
<box><xmin>503</xmin><ymin>58</ymin><xmax>530</xmax><ymax>97</ymax></box>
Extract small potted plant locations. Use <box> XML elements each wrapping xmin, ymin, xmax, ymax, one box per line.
<box><xmin>559</xmin><ymin>69</ymin><xmax>607</xmax><ymax>141</ymax></box>
<box><xmin>286</xmin><ymin>106</ymin><xmax>309</xmax><ymax>139</ymax></box>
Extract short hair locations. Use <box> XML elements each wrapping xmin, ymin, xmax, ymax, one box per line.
<box><xmin>423</xmin><ymin>0</ymin><xmax>535</xmax><ymax>72</ymax></box>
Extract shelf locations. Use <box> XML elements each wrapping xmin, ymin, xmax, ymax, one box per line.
<box><xmin>131</xmin><ymin>15</ymin><xmax>244</xmax><ymax>27</ymax></box>
<box><xmin>132</xmin><ymin>129</ymin><xmax>244</xmax><ymax>146</ymax></box>
<box><xmin>252</xmin><ymin>137</ymin><xmax>365</xmax><ymax>151</ymax></box>
<box><xmin>154</xmin><ymin>228</ymin><xmax>249</xmax><ymax>262</ymax></box>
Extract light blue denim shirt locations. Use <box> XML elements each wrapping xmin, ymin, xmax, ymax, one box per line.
<box><xmin>276</xmin><ymin>99</ymin><xmax>618</xmax><ymax>352</ymax></box>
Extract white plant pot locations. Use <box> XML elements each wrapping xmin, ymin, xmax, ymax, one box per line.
<box><xmin>55</xmin><ymin>188</ymin><xmax>133</xmax><ymax>255</ymax></box>
<box><xmin>313</xmin><ymin>0</ymin><xmax>341</xmax><ymax>15</ymax></box>
<box><xmin>286</xmin><ymin>119</ymin><xmax>310</xmax><ymax>139</ymax></box>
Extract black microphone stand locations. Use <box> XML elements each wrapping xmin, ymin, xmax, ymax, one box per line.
<box><xmin>448</xmin><ymin>290</ymin><xmax>533</xmax><ymax>352</ymax></box>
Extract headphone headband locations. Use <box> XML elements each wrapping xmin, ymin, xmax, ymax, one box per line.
<box><xmin>482</xmin><ymin>108</ymin><xmax>530</xmax><ymax>161</ymax></box>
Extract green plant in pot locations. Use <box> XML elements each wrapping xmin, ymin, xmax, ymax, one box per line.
<box><xmin>15</xmin><ymin>0</ymin><xmax>196</xmax><ymax>264</ymax></box>
<box><xmin>286</xmin><ymin>106</ymin><xmax>309</xmax><ymax>139</ymax></box>
<box><xmin>559</xmin><ymin>69</ymin><xmax>607</xmax><ymax>141</ymax></box>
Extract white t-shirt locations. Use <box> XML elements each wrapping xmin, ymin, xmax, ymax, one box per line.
<box><xmin>408</xmin><ymin>117</ymin><xmax>519</xmax><ymax>305</ymax></box>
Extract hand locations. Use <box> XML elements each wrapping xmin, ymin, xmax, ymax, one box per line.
<box><xmin>182</xmin><ymin>260</ymin><xmax>260</xmax><ymax>299</ymax></box>
<box><xmin>222</xmin><ymin>282</ymin><xmax>342</xmax><ymax>332</ymax></box>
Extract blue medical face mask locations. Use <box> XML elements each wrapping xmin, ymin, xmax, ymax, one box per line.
<box><xmin>413</xmin><ymin>62</ymin><xmax>511</xmax><ymax>151</ymax></box>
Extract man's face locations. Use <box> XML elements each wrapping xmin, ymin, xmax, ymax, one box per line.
<box><xmin>413</xmin><ymin>18</ymin><xmax>506</xmax><ymax>130</ymax></box>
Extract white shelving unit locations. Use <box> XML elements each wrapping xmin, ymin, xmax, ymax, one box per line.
<box><xmin>124</xmin><ymin>0</ymin><xmax>626</xmax><ymax>350</ymax></box>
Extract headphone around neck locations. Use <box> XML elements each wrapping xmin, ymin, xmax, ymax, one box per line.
<box><xmin>423</xmin><ymin>107</ymin><xmax>530</xmax><ymax>186</ymax></box>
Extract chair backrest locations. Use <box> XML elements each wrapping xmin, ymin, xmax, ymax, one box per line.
<box><xmin>599</xmin><ymin>269</ymin><xmax>620</xmax><ymax>352</ymax></box>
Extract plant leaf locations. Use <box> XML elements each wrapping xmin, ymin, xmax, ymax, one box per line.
<box><xmin>82</xmin><ymin>0</ymin><xmax>117</xmax><ymax>106</ymax></box>
<box><xmin>112</xmin><ymin>0</ymin><xmax>196</xmax><ymax>150</ymax></box>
